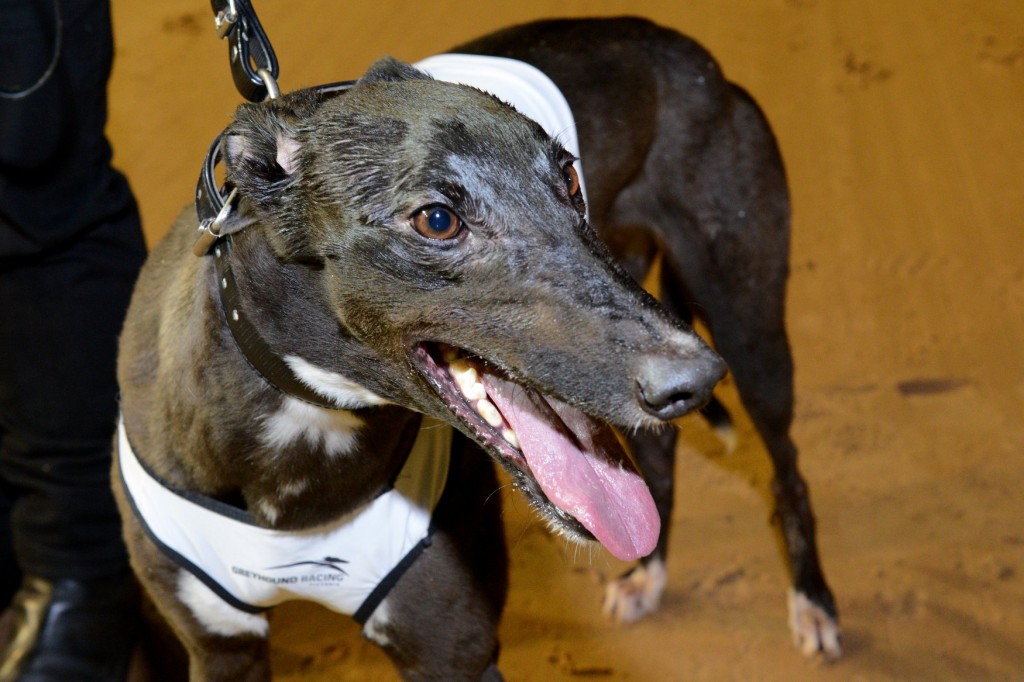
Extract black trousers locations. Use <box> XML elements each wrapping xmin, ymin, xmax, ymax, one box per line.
<box><xmin>0</xmin><ymin>0</ymin><xmax>146</xmax><ymax>605</ymax></box>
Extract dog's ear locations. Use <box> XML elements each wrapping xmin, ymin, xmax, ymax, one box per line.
<box><xmin>223</xmin><ymin>59</ymin><xmax>425</xmax><ymax>208</ymax></box>
<box><xmin>221</xmin><ymin>91</ymin><xmax>325</xmax><ymax>258</ymax></box>
<box><xmin>223</xmin><ymin>91</ymin><xmax>319</xmax><ymax>203</ymax></box>
<box><xmin>359</xmin><ymin>57</ymin><xmax>432</xmax><ymax>84</ymax></box>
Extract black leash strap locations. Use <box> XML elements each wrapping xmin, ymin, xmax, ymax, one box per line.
<box><xmin>210</xmin><ymin>0</ymin><xmax>279</xmax><ymax>103</ymax></box>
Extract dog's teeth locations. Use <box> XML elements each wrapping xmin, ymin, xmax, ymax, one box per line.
<box><xmin>502</xmin><ymin>428</ymin><xmax>520</xmax><ymax>449</ymax></box>
<box><xmin>449</xmin><ymin>357</ymin><xmax>472</xmax><ymax>376</ymax></box>
<box><xmin>476</xmin><ymin>399</ymin><xmax>503</xmax><ymax>428</ymax></box>
<box><xmin>451</xmin><ymin>361</ymin><xmax>486</xmax><ymax>401</ymax></box>
<box><xmin>442</xmin><ymin>347</ymin><xmax>461</xmax><ymax>363</ymax></box>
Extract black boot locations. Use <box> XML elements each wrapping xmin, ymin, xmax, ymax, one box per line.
<box><xmin>0</xmin><ymin>572</ymin><xmax>139</xmax><ymax>682</ymax></box>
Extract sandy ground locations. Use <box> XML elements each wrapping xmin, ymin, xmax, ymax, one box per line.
<box><xmin>98</xmin><ymin>0</ymin><xmax>1024</xmax><ymax>679</ymax></box>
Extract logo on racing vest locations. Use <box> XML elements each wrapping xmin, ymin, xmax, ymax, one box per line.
<box><xmin>231</xmin><ymin>556</ymin><xmax>350</xmax><ymax>586</ymax></box>
<box><xmin>268</xmin><ymin>556</ymin><xmax>349</xmax><ymax>576</ymax></box>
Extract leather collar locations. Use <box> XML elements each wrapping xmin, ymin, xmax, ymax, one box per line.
<box><xmin>191</xmin><ymin>80</ymin><xmax>355</xmax><ymax>410</ymax></box>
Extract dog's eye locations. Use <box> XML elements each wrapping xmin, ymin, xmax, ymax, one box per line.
<box><xmin>563</xmin><ymin>163</ymin><xmax>580</xmax><ymax>197</ymax></box>
<box><xmin>412</xmin><ymin>206</ymin><xmax>464</xmax><ymax>240</ymax></box>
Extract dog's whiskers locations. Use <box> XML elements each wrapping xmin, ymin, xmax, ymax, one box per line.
<box><xmin>483</xmin><ymin>482</ymin><xmax>513</xmax><ymax>508</ymax></box>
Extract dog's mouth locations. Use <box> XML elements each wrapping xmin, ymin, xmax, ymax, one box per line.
<box><xmin>412</xmin><ymin>342</ymin><xmax>659</xmax><ymax>561</ymax></box>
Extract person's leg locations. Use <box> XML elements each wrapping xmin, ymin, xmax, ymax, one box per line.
<box><xmin>0</xmin><ymin>207</ymin><xmax>145</xmax><ymax>580</ymax></box>
<box><xmin>0</xmin><ymin>0</ymin><xmax>148</xmax><ymax>676</ymax></box>
<box><xmin>0</xmin><ymin>205</ymin><xmax>146</xmax><ymax>681</ymax></box>
<box><xmin>0</xmin><ymin>480</ymin><xmax>19</xmax><ymax>609</ymax></box>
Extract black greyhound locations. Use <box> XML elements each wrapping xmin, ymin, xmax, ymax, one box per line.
<box><xmin>114</xmin><ymin>17</ymin><xmax>838</xmax><ymax>681</ymax></box>
<box><xmin>456</xmin><ymin>18</ymin><xmax>840</xmax><ymax>660</ymax></box>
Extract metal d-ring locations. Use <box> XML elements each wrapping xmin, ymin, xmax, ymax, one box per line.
<box><xmin>257</xmin><ymin>68</ymin><xmax>280</xmax><ymax>100</ymax></box>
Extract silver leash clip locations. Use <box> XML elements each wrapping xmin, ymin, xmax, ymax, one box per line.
<box><xmin>193</xmin><ymin>188</ymin><xmax>238</xmax><ymax>257</ymax></box>
<box><xmin>214</xmin><ymin>0</ymin><xmax>238</xmax><ymax>39</ymax></box>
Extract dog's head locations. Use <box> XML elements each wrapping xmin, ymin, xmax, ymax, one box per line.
<box><xmin>222</xmin><ymin>58</ymin><xmax>725</xmax><ymax>560</ymax></box>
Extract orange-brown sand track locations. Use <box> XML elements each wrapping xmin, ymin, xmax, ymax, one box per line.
<box><xmin>106</xmin><ymin>1</ymin><xmax>1023</xmax><ymax>679</ymax></box>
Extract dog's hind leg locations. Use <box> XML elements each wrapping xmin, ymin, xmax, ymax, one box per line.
<box><xmin>598</xmin><ymin>242</ymin><xmax>726</xmax><ymax>624</ymax></box>
<box><xmin>672</xmin><ymin>255</ymin><xmax>841</xmax><ymax>659</ymax></box>
<box><xmin>601</xmin><ymin>259</ymin><xmax>731</xmax><ymax>624</ymax></box>
<box><xmin>653</xmin><ymin>85</ymin><xmax>840</xmax><ymax>659</ymax></box>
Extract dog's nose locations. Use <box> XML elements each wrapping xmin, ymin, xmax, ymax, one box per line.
<box><xmin>635</xmin><ymin>352</ymin><xmax>727</xmax><ymax>420</ymax></box>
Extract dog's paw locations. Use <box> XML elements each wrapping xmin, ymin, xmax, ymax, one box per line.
<box><xmin>788</xmin><ymin>588</ymin><xmax>842</xmax><ymax>661</ymax></box>
<box><xmin>602</xmin><ymin>558</ymin><xmax>667</xmax><ymax>623</ymax></box>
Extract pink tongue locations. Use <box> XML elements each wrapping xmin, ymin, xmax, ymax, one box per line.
<box><xmin>484</xmin><ymin>378</ymin><xmax>659</xmax><ymax>561</ymax></box>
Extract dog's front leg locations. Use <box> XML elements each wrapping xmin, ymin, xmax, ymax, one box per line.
<box><xmin>602</xmin><ymin>427</ymin><xmax>676</xmax><ymax>623</ymax></box>
<box><xmin>168</xmin><ymin>571</ymin><xmax>272</xmax><ymax>682</ymax></box>
<box><xmin>360</xmin><ymin>438</ymin><xmax>508</xmax><ymax>681</ymax></box>
<box><xmin>119</xmin><ymin>510</ymin><xmax>271</xmax><ymax>681</ymax></box>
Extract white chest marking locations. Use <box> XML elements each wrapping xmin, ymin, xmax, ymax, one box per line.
<box><xmin>278</xmin><ymin>478</ymin><xmax>309</xmax><ymax>498</ymax></box>
<box><xmin>256</xmin><ymin>499</ymin><xmax>279</xmax><ymax>524</ymax></box>
<box><xmin>284</xmin><ymin>355</ymin><xmax>390</xmax><ymax>409</ymax></box>
<box><xmin>260</xmin><ymin>396</ymin><xmax>363</xmax><ymax>458</ymax></box>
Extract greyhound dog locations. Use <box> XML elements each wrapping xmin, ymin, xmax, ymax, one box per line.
<box><xmin>114</xmin><ymin>17</ymin><xmax>838</xmax><ymax>681</ymax></box>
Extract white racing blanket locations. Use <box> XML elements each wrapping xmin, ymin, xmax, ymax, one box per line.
<box><xmin>118</xmin><ymin>416</ymin><xmax>451</xmax><ymax>622</ymax></box>
<box><xmin>416</xmin><ymin>53</ymin><xmax>588</xmax><ymax>206</ymax></box>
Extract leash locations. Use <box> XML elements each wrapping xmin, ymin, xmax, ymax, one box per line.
<box><xmin>193</xmin><ymin>0</ymin><xmax>283</xmax><ymax>258</ymax></box>
<box><xmin>209</xmin><ymin>0</ymin><xmax>280</xmax><ymax>103</ymax></box>
<box><xmin>194</xmin><ymin>0</ymin><xmax>356</xmax><ymax>253</ymax></box>
<box><xmin>192</xmin><ymin>1</ymin><xmax>354</xmax><ymax>410</ymax></box>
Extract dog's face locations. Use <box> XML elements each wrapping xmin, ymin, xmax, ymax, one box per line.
<box><xmin>223</xmin><ymin>58</ymin><xmax>724</xmax><ymax>560</ymax></box>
